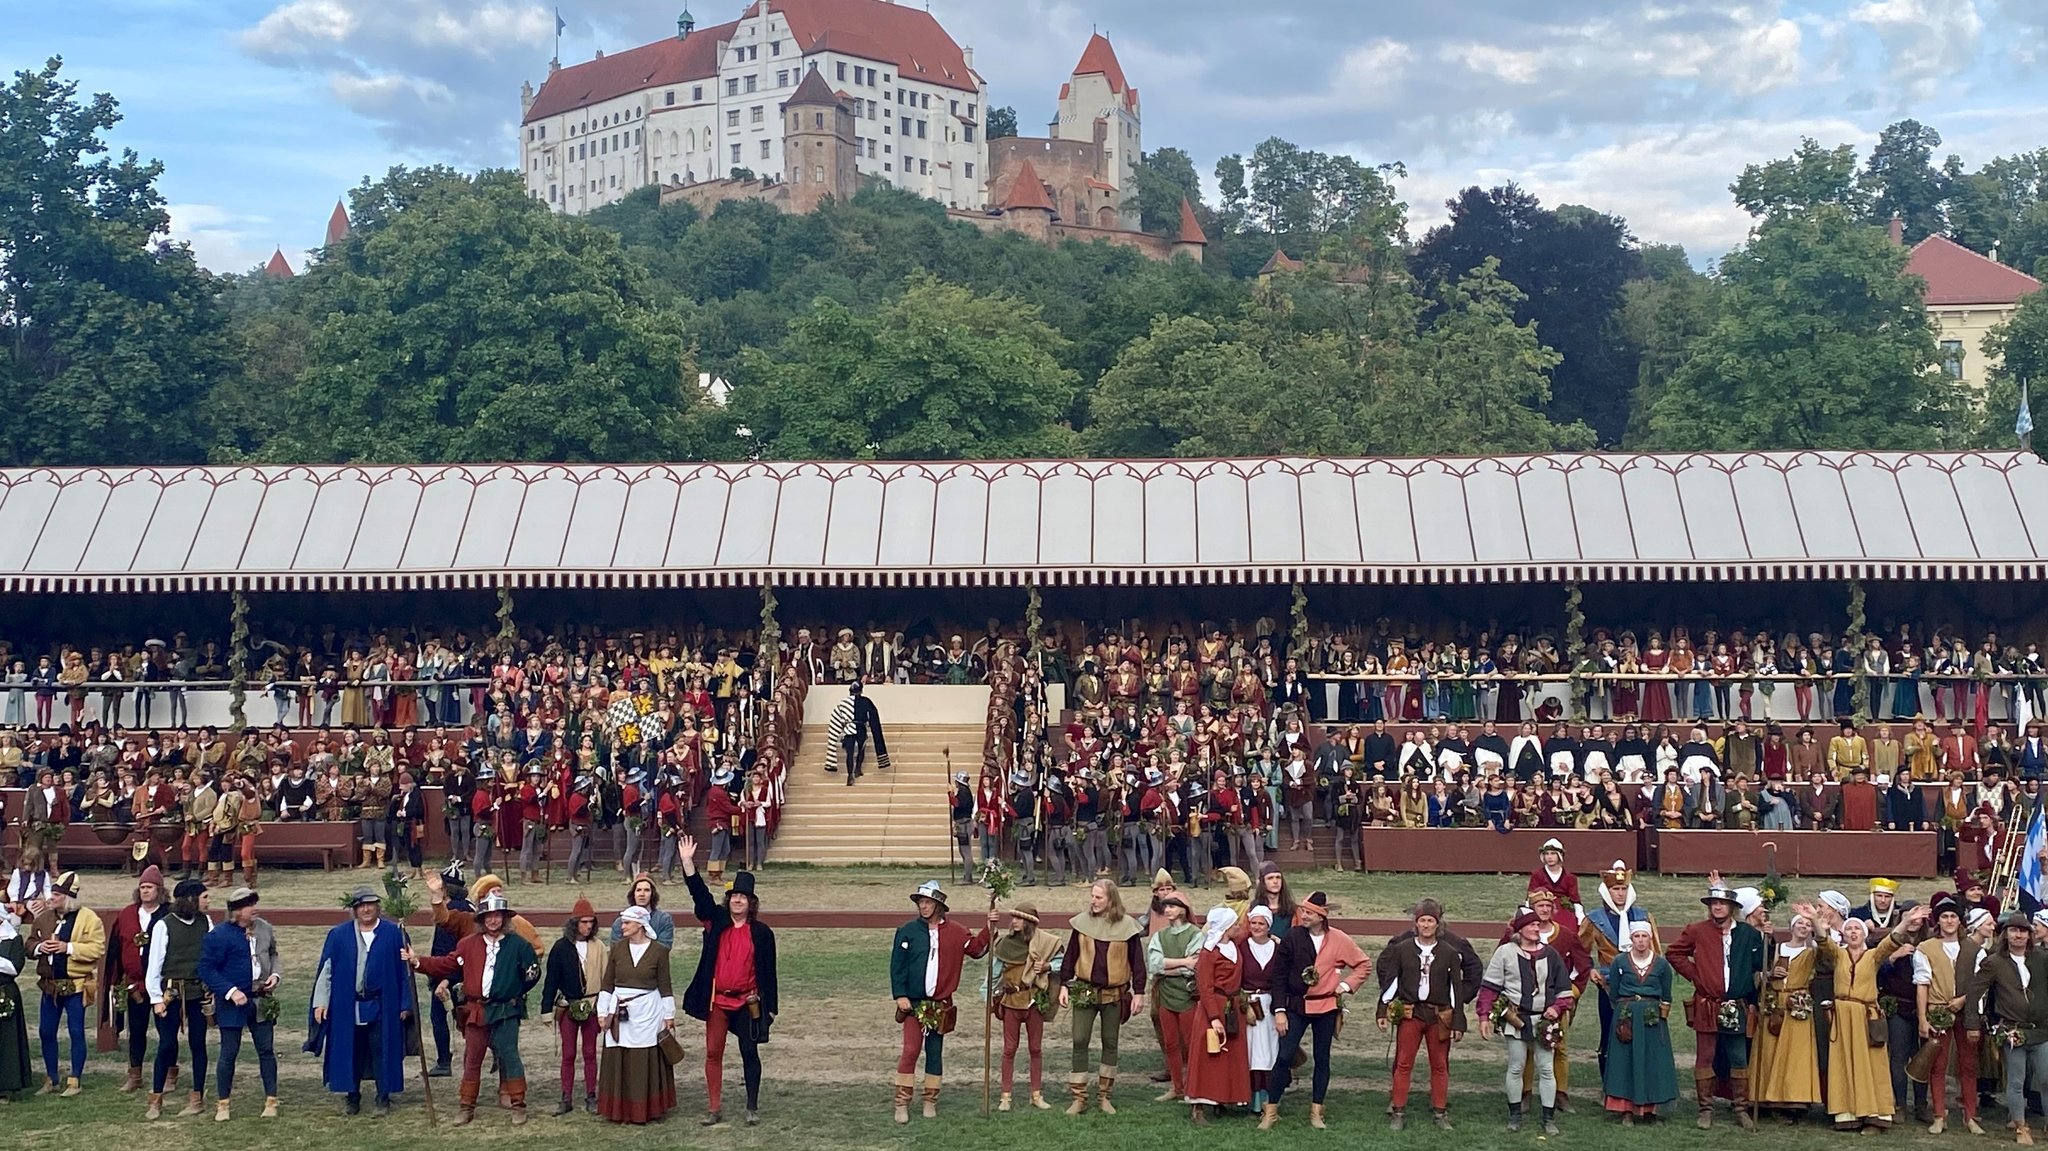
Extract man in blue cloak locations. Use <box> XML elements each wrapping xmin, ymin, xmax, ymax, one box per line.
<box><xmin>308</xmin><ymin>887</ymin><xmax>414</xmax><ymax>1115</ymax></box>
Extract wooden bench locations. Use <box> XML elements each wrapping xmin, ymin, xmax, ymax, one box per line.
<box><xmin>246</xmin><ymin>821</ymin><xmax>358</xmax><ymax>870</ymax></box>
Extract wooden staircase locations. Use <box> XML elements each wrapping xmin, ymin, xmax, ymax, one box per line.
<box><xmin>773</xmin><ymin>723</ymin><xmax>981</xmax><ymax>865</ymax></box>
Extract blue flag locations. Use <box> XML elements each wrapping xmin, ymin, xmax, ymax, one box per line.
<box><xmin>556</xmin><ymin>8</ymin><xmax>566</xmax><ymax>36</ymax></box>
<box><xmin>2021</xmin><ymin>801</ymin><xmax>2046</xmax><ymax>908</ymax></box>
<box><xmin>2021</xmin><ymin>379</ymin><xmax>2035</xmax><ymax>439</ymax></box>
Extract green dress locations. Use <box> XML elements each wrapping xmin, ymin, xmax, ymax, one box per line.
<box><xmin>0</xmin><ymin>934</ymin><xmax>29</xmax><ymax>1097</ymax></box>
<box><xmin>1602</xmin><ymin>952</ymin><xmax>1678</xmax><ymax>1112</ymax></box>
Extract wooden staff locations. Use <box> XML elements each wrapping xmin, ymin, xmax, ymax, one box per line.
<box><xmin>404</xmin><ymin>929</ymin><xmax>439</xmax><ymax>1127</ymax></box>
<box><xmin>982</xmin><ymin>867</ymin><xmax>997</xmax><ymax>1119</ymax></box>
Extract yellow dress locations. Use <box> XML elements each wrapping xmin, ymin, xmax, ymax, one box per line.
<box><xmin>1753</xmin><ymin>943</ymin><xmax>1823</xmax><ymax>1106</ymax></box>
<box><xmin>1824</xmin><ymin>934</ymin><xmax>1905</xmax><ymax>1125</ymax></box>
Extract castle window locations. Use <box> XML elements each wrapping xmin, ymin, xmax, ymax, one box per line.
<box><xmin>916</xmin><ymin>120</ymin><xmax>926</xmax><ymax>139</ymax></box>
<box><xmin>963</xmin><ymin>125</ymin><xmax>975</xmax><ymax>143</ymax></box>
<box><xmin>813</xmin><ymin>165</ymin><xmax>825</xmax><ymax>183</ymax></box>
<box><xmin>750</xmin><ymin>105</ymin><xmax>764</xmax><ymax>124</ymax></box>
<box><xmin>727</xmin><ymin>110</ymin><xmax>741</xmax><ymax>127</ymax></box>
<box><xmin>693</xmin><ymin>85</ymin><xmax>703</xmax><ymax>101</ymax></box>
<box><xmin>726</xmin><ymin>79</ymin><xmax>739</xmax><ymax>97</ymax></box>
<box><xmin>772</xmin><ymin>40</ymin><xmax>782</xmax><ymax>56</ymax></box>
<box><xmin>731</xmin><ymin>143</ymin><xmax>742</xmax><ymax>165</ymax></box>
<box><xmin>967</xmin><ymin>103</ymin><xmax>975</xmax><ymax>119</ymax></box>
<box><xmin>745</xmin><ymin>75</ymin><xmax>757</xmax><ymax>93</ymax></box>
<box><xmin>867</xmin><ymin>140</ymin><xmax>876</xmax><ymax>157</ymax></box>
<box><xmin>964</xmin><ymin>163</ymin><xmax>974</xmax><ymax>179</ymax></box>
<box><xmin>836</xmin><ymin>62</ymin><xmax>846</xmax><ymax>81</ymax></box>
<box><xmin>919</xmin><ymin>159</ymin><xmax>928</xmax><ymax>175</ymax></box>
<box><xmin>815</xmin><ymin>112</ymin><xmax>825</xmax><ymax>128</ymax></box>
<box><xmin>665</xmin><ymin>91</ymin><xmax>675</xmax><ymax>106</ymax></box>
<box><xmin>760</xmin><ymin>139</ymin><xmax>771</xmax><ymax>159</ymax></box>
<box><xmin>778</xmin><ymin>70</ymin><xmax>789</xmax><ymax>87</ymax></box>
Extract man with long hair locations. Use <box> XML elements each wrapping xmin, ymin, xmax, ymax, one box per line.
<box><xmin>1058</xmin><ymin>878</ymin><xmax>1147</xmax><ymax>1116</ymax></box>
<box><xmin>681</xmin><ymin>836</ymin><xmax>777</xmax><ymax>1128</ymax></box>
<box><xmin>1378</xmin><ymin>898</ymin><xmax>1470</xmax><ymax>1131</ymax></box>
<box><xmin>541</xmin><ymin>897</ymin><xmax>606</xmax><ymax>1115</ymax></box>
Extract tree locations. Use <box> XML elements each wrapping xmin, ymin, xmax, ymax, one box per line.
<box><xmin>1131</xmin><ymin>147</ymin><xmax>1203</xmax><ymax>235</ymax></box>
<box><xmin>1227</xmin><ymin>137</ymin><xmax>1407</xmax><ymax>247</ymax></box>
<box><xmin>1410</xmin><ymin>185</ymin><xmax>1643</xmax><ymax>444</ymax></box>
<box><xmin>1619</xmin><ymin>265</ymin><xmax>1720</xmax><ymax>445</ymax></box>
<box><xmin>0</xmin><ymin>58</ymin><xmax>233</xmax><ymax>466</ymax></box>
<box><xmin>1732</xmin><ymin>139</ymin><xmax>1867</xmax><ymax>219</ymax></box>
<box><xmin>1947</xmin><ymin>150</ymin><xmax>2048</xmax><ymax>259</ymax></box>
<box><xmin>1977</xmin><ymin>289</ymin><xmax>2048</xmax><ymax>447</ymax></box>
<box><xmin>1085</xmin><ymin>307</ymin><xmax>1369</xmax><ymax>458</ymax></box>
<box><xmin>1367</xmin><ymin>259</ymin><xmax>1592</xmax><ymax>454</ymax></box>
<box><xmin>732</xmin><ymin>274</ymin><xmax>1078</xmax><ymax>459</ymax></box>
<box><xmin>1637</xmin><ymin>207</ymin><xmax>1963</xmax><ymax>450</ymax></box>
<box><xmin>1858</xmin><ymin>119</ymin><xmax>1953</xmax><ymax>243</ymax></box>
<box><xmin>262</xmin><ymin>170</ymin><xmax>709</xmax><ymax>463</ymax></box>
<box><xmin>985</xmin><ymin>105</ymin><xmax>1017</xmax><ymax>140</ymax></box>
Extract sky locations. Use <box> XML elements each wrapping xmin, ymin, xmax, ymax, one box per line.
<box><xmin>16</xmin><ymin>0</ymin><xmax>2048</xmax><ymax>275</ymax></box>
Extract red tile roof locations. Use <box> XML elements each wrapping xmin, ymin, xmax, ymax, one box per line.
<box><xmin>1071</xmin><ymin>32</ymin><xmax>1137</xmax><ymax>111</ymax></box>
<box><xmin>1176</xmin><ymin>199</ymin><xmax>1207</xmax><ymax>246</ymax></box>
<box><xmin>787</xmin><ymin>67</ymin><xmax>841</xmax><ymax>107</ymax></box>
<box><xmin>768</xmin><ymin>0</ymin><xmax>978</xmax><ymax>92</ymax></box>
<box><xmin>1258</xmin><ymin>250</ymin><xmax>1303</xmax><ymax>275</ymax></box>
<box><xmin>523</xmin><ymin>19</ymin><xmax>738</xmax><ymax>124</ymax></box>
<box><xmin>1002</xmin><ymin>159</ymin><xmax>1056</xmax><ymax>213</ymax></box>
<box><xmin>325</xmin><ymin>200</ymin><xmax>351</xmax><ymax>247</ymax></box>
<box><xmin>1906</xmin><ymin>235</ymin><xmax>2042</xmax><ymax>307</ymax></box>
<box><xmin>263</xmin><ymin>248</ymin><xmax>294</xmax><ymax>279</ymax></box>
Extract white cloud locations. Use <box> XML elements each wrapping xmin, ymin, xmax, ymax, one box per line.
<box><xmin>165</xmin><ymin>202</ymin><xmax>279</xmax><ymax>276</ymax></box>
<box><xmin>1851</xmin><ymin>0</ymin><xmax>1985</xmax><ymax>103</ymax></box>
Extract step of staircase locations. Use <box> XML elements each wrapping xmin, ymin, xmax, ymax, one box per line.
<box><xmin>773</xmin><ymin>723</ymin><xmax>983</xmax><ymax>865</ymax></box>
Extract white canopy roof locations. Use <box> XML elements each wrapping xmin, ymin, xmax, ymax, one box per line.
<box><xmin>0</xmin><ymin>451</ymin><xmax>2041</xmax><ymax>592</ymax></box>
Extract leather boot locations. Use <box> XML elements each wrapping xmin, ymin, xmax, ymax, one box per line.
<box><xmin>1730</xmin><ymin>1071</ymin><xmax>1756</xmax><ymax>1130</ymax></box>
<box><xmin>554</xmin><ymin>1093</ymin><xmax>574</xmax><ymax>1117</ymax></box>
<box><xmin>61</xmin><ymin>1076</ymin><xmax>82</xmax><ymax>1098</ymax></box>
<box><xmin>893</xmin><ymin>1074</ymin><xmax>913</xmax><ymax>1124</ymax></box>
<box><xmin>38</xmin><ymin>1077</ymin><xmax>58</xmax><ymax>1096</ymax></box>
<box><xmin>261</xmin><ymin>1097</ymin><xmax>278</xmax><ymax>1119</ymax></box>
<box><xmin>453</xmin><ymin>1078</ymin><xmax>480</xmax><ymax>1127</ymax></box>
<box><xmin>1097</xmin><ymin>1070</ymin><xmax>1117</xmax><ymax>1115</ymax></box>
<box><xmin>1696</xmin><ymin>1070</ymin><xmax>1716</xmax><ymax>1129</ymax></box>
<box><xmin>1258</xmin><ymin>1102</ymin><xmax>1280</xmax><ymax>1130</ymax></box>
<box><xmin>1030</xmin><ymin>1090</ymin><xmax>1050</xmax><ymax>1110</ymax></box>
<box><xmin>921</xmin><ymin>1075</ymin><xmax>941</xmax><ymax>1119</ymax></box>
<box><xmin>1310</xmin><ymin>1101</ymin><xmax>1327</xmax><ymax>1129</ymax></box>
<box><xmin>1508</xmin><ymin>1102</ymin><xmax>1525</xmax><ymax>1133</ymax></box>
<box><xmin>215</xmin><ymin>1099</ymin><xmax>231</xmax><ymax>1123</ymax></box>
<box><xmin>243</xmin><ymin>864</ymin><xmax>257</xmax><ymax>888</ymax></box>
<box><xmin>180</xmin><ymin>1089</ymin><xmax>206</xmax><ymax>1117</ymax></box>
<box><xmin>1065</xmin><ymin>1074</ymin><xmax>1088</xmax><ymax>1116</ymax></box>
<box><xmin>1190</xmin><ymin>1103</ymin><xmax>1208</xmax><ymax>1126</ymax></box>
<box><xmin>1389</xmin><ymin>1107</ymin><xmax>1405</xmax><ymax>1131</ymax></box>
<box><xmin>507</xmin><ymin>1077</ymin><xmax>528</xmax><ymax>1125</ymax></box>
<box><xmin>121</xmin><ymin>1065</ymin><xmax>143</xmax><ymax>1094</ymax></box>
<box><xmin>997</xmin><ymin>1092</ymin><xmax>1012</xmax><ymax>1113</ymax></box>
<box><xmin>359</xmin><ymin>847</ymin><xmax>374</xmax><ymax>869</ymax></box>
<box><xmin>146</xmin><ymin>1092</ymin><xmax>164</xmax><ymax>1120</ymax></box>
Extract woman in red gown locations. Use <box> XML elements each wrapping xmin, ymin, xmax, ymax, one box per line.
<box><xmin>1640</xmin><ymin>634</ymin><xmax>1673</xmax><ymax>723</ymax></box>
<box><xmin>1184</xmin><ymin>906</ymin><xmax>1251</xmax><ymax>1124</ymax></box>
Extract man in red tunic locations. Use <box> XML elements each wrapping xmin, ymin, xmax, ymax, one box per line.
<box><xmin>407</xmin><ymin>891</ymin><xmax>542</xmax><ymax>1126</ymax></box>
<box><xmin>1527</xmin><ymin>838</ymin><xmax>1582</xmax><ymax>911</ymax></box>
<box><xmin>1834</xmin><ymin>765</ymin><xmax>1880</xmax><ymax>832</ymax></box>
<box><xmin>104</xmin><ymin>864</ymin><xmax>167</xmax><ymax>1093</ymax></box>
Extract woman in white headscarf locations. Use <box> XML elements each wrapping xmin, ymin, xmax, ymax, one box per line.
<box><xmin>1239</xmin><ymin>905</ymin><xmax>1282</xmax><ymax>1113</ymax></box>
<box><xmin>0</xmin><ymin>904</ymin><xmax>29</xmax><ymax>1097</ymax></box>
<box><xmin>1184</xmin><ymin>906</ymin><xmax>1250</xmax><ymax>1124</ymax></box>
<box><xmin>596</xmin><ymin>905</ymin><xmax>676</xmax><ymax>1124</ymax></box>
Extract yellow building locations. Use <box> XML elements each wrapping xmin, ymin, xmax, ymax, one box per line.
<box><xmin>1902</xmin><ymin>228</ymin><xmax>2041</xmax><ymax>391</ymax></box>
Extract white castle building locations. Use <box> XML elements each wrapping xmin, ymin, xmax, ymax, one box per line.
<box><xmin>519</xmin><ymin>0</ymin><xmax>989</xmax><ymax>216</ymax></box>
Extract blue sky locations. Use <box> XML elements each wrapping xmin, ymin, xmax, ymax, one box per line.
<box><xmin>16</xmin><ymin>0</ymin><xmax>2048</xmax><ymax>274</ymax></box>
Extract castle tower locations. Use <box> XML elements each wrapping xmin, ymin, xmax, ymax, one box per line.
<box><xmin>999</xmin><ymin>158</ymin><xmax>1057</xmax><ymax>246</ymax></box>
<box><xmin>1172</xmin><ymin>198</ymin><xmax>1208</xmax><ymax>262</ymax></box>
<box><xmin>784</xmin><ymin>67</ymin><xmax>858</xmax><ymax>214</ymax></box>
<box><xmin>1056</xmin><ymin>33</ymin><xmax>1141</xmax><ymax>227</ymax></box>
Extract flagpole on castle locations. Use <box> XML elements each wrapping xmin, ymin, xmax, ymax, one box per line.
<box><xmin>553</xmin><ymin>8</ymin><xmax>565</xmax><ymax>68</ymax></box>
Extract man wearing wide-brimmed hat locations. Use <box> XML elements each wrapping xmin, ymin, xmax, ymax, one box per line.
<box><xmin>408</xmin><ymin>888</ymin><xmax>542</xmax><ymax>1125</ymax></box>
<box><xmin>989</xmin><ymin>901</ymin><xmax>1058</xmax><ymax>1113</ymax></box>
<box><xmin>308</xmin><ymin>887</ymin><xmax>413</xmax><ymax>1116</ymax></box>
<box><xmin>888</xmin><ymin>880</ymin><xmax>992</xmax><ymax>1124</ymax></box>
<box><xmin>1665</xmin><ymin>883</ymin><xmax>1767</xmax><ymax>1129</ymax></box>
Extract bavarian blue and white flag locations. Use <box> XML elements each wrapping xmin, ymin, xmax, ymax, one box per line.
<box><xmin>2020</xmin><ymin>379</ymin><xmax>2035</xmax><ymax>440</ymax></box>
<box><xmin>2019</xmin><ymin>800</ymin><xmax>2047</xmax><ymax>909</ymax></box>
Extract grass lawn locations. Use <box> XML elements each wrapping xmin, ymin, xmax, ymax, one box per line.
<box><xmin>3</xmin><ymin>913</ymin><xmax>1972</xmax><ymax>1151</ymax></box>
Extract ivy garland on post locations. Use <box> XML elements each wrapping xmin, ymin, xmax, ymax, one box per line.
<box><xmin>1290</xmin><ymin>582</ymin><xmax>1310</xmax><ymax>661</ymax></box>
<box><xmin>1024</xmin><ymin>582</ymin><xmax>1042</xmax><ymax>645</ymax></box>
<box><xmin>759</xmin><ymin>584</ymin><xmax>781</xmax><ymax>676</ymax></box>
<box><xmin>496</xmin><ymin>585</ymin><xmax>517</xmax><ymax>650</ymax></box>
<box><xmin>1846</xmin><ymin>579</ymin><xmax>1869</xmax><ymax>722</ymax></box>
<box><xmin>1563</xmin><ymin>582</ymin><xmax>1589</xmax><ymax>721</ymax></box>
<box><xmin>228</xmin><ymin>587</ymin><xmax>250</xmax><ymax>728</ymax></box>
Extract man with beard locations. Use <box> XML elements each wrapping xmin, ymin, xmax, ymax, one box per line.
<box><xmin>104</xmin><ymin>864</ymin><xmax>167</xmax><ymax>1095</ymax></box>
<box><xmin>1665</xmin><ymin>884</ymin><xmax>1767</xmax><ymax>1129</ymax></box>
<box><xmin>407</xmin><ymin>890</ymin><xmax>542</xmax><ymax>1126</ymax></box>
<box><xmin>308</xmin><ymin>888</ymin><xmax>414</xmax><ymax>1116</ymax></box>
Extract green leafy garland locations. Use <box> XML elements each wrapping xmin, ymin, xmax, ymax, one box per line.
<box><xmin>1290</xmin><ymin>582</ymin><xmax>1310</xmax><ymax>661</ymax></box>
<box><xmin>760</xmin><ymin>585</ymin><xmax>781</xmax><ymax>675</ymax></box>
<box><xmin>496</xmin><ymin>584</ymin><xmax>517</xmax><ymax>650</ymax></box>
<box><xmin>1846</xmin><ymin>579</ymin><xmax>1869</xmax><ymax>722</ymax></box>
<box><xmin>228</xmin><ymin>588</ymin><xmax>250</xmax><ymax>728</ymax></box>
<box><xmin>1564</xmin><ymin>581</ymin><xmax>1587</xmax><ymax>720</ymax></box>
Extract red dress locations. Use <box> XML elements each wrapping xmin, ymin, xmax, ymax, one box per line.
<box><xmin>1641</xmin><ymin>649</ymin><xmax>1673</xmax><ymax>722</ymax></box>
<box><xmin>1184</xmin><ymin>946</ymin><xmax>1251</xmax><ymax>1106</ymax></box>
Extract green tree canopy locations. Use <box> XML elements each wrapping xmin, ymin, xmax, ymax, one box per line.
<box><xmin>0</xmin><ymin>58</ymin><xmax>232</xmax><ymax>466</ymax></box>
<box><xmin>1978</xmin><ymin>289</ymin><xmax>2048</xmax><ymax>447</ymax></box>
<box><xmin>985</xmin><ymin>106</ymin><xmax>1017</xmax><ymax>140</ymax></box>
<box><xmin>1638</xmin><ymin>208</ymin><xmax>1962</xmax><ymax>450</ymax></box>
<box><xmin>256</xmin><ymin>168</ymin><xmax>708</xmax><ymax>463</ymax></box>
<box><xmin>1858</xmin><ymin>119</ymin><xmax>1954</xmax><ymax>242</ymax></box>
<box><xmin>1732</xmin><ymin>138</ymin><xmax>1867</xmax><ymax>220</ymax></box>
<box><xmin>732</xmin><ymin>274</ymin><xmax>1079</xmax><ymax>459</ymax></box>
<box><xmin>1131</xmin><ymin>146</ymin><xmax>1204</xmax><ymax>236</ymax></box>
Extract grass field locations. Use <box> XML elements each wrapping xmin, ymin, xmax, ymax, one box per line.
<box><xmin>8</xmin><ymin>861</ymin><xmax>1951</xmax><ymax>1150</ymax></box>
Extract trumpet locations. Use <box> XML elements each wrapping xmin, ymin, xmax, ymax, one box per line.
<box><xmin>1988</xmin><ymin>787</ymin><xmax>2031</xmax><ymax>907</ymax></box>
